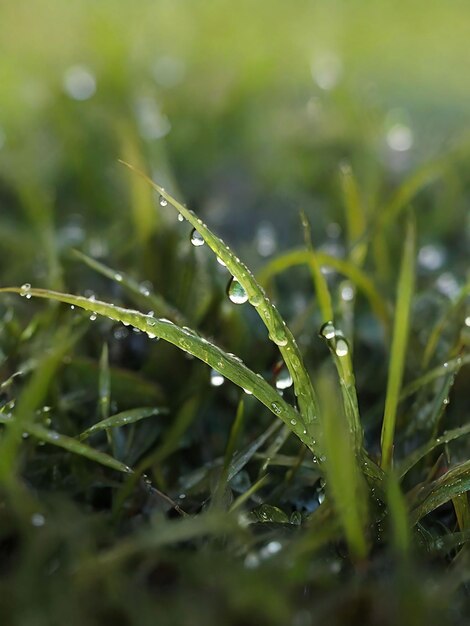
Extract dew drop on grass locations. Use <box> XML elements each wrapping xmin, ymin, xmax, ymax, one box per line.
<box><xmin>114</xmin><ymin>273</ymin><xmax>123</xmax><ymax>282</ymax></box>
<box><xmin>227</xmin><ymin>277</ymin><xmax>248</xmax><ymax>304</ymax></box>
<box><xmin>177</xmin><ymin>213</ymin><xmax>184</xmax><ymax>222</ymax></box>
<box><xmin>271</xmin><ymin>402</ymin><xmax>282</xmax><ymax>415</ymax></box>
<box><xmin>159</xmin><ymin>194</ymin><xmax>168</xmax><ymax>207</ymax></box>
<box><xmin>275</xmin><ymin>366</ymin><xmax>293</xmax><ymax>391</ymax></box>
<box><xmin>210</xmin><ymin>369</ymin><xmax>224</xmax><ymax>387</ymax></box>
<box><xmin>190</xmin><ymin>228</ymin><xmax>205</xmax><ymax>247</ymax></box>
<box><xmin>89</xmin><ymin>312</ymin><xmax>97</xmax><ymax>321</ymax></box>
<box><xmin>335</xmin><ymin>337</ymin><xmax>349</xmax><ymax>357</ymax></box>
<box><xmin>216</xmin><ymin>256</ymin><xmax>226</xmax><ymax>267</ymax></box>
<box><xmin>20</xmin><ymin>283</ymin><xmax>32</xmax><ymax>298</ymax></box>
<box><xmin>319</xmin><ymin>321</ymin><xmax>335</xmax><ymax>340</ymax></box>
<box><xmin>243</xmin><ymin>388</ymin><xmax>253</xmax><ymax>395</ymax></box>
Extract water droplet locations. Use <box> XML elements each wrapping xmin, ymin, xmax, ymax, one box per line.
<box><xmin>340</xmin><ymin>282</ymin><xmax>354</xmax><ymax>302</ymax></box>
<box><xmin>290</xmin><ymin>419</ymin><xmax>297</xmax><ymax>426</ymax></box>
<box><xmin>139</xmin><ymin>282</ymin><xmax>151</xmax><ymax>297</ymax></box>
<box><xmin>216</xmin><ymin>256</ymin><xmax>226</xmax><ymax>267</ymax></box>
<box><xmin>63</xmin><ymin>64</ymin><xmax>96</xmax><ymax>100</ymax></box>
<box><xmin>159</xmin><ymin>194</ymin><xmax>168</xmax><ymax>207</ymax></box>
<box><xmin>190</xmin><ymin>228</ymin><xmax>205</xmax><ymax>247</ymax></box>
<box><xmin>31</xmin><ymin>513</ymin><xmax>46</xmax><ymax>527</ymax></box>
<box><xmin>243</xmin><ymin>388</ymin><xmax>253</xmax><ymax>396</ymax></box>
<box><xmin>20</xmin><ymin>283</ymin><xmax>31</xmax><ymax>297</ymax></box>
<box><xmin>271</xmin><ymin>402</ymin><xmax>282</xmax><ymax>415</ymax></box>
<box><xmin>275</xmin><ymin>366</ymin><xmax>293</xmax><ymax>391</ymax></box>
<box><xmin>89</xmin><ymin>312</ymin><xmax>97</xmax><ymax>321</ymax></box>
<box><xmin>335</xmin><ymin>338</ymin><xmax>349</xmax><ymax>357</ymax></box>
<box><xmin>319</xmin><ymin>321</ymin><xmax>335</xmax><ymax>340</ymax></box>
<box><xmin>210</xmin><ymin>369</ymin><xmax>224</xmax><ymax>387</ymax></box>
<box><xmin>465</xmin><ymin>316</ymin><xmax>470</xmax><ymax>328</ymax></box>
<box><xmin>227</xmin><ymin>277</ymin><xmax>248</xmax><ymax>304</ymax></box>
<box><xmin>177</xmin><ymin>213</ymin><xmax>184</xmax><ymax>222</ymax></box>
<box><xmin>70</xmin><ymin>305</ymin><xmax>75</xmax><ymax>310</ymax></box>
<box><xmin>114</xmin><ymin>273</ymin><xmax>123</xmax><ymax>282</ymax></box>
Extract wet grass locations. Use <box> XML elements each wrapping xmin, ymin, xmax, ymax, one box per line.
<box><xmin>0</xmin><ymin>150</ymin><xmax>469</xmax><ymax>625</ymax></box>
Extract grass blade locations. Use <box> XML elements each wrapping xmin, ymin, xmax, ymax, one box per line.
<box><xmin>258</xmin><ymin>248</ymin><xmax>390</xmax><ymax>331</ymax></box>
<box><xmin>118</xmin><ymin>161</ymin><xmax>320</xmax><ymax>448</ymax></box>
<box><xmin>300</xmin><ymin>210</ymin><xmax>333</xmax><ymax>323</ymax></box>
<box><xmin>0</xmin><ymin>415</ymin><xmax>131</xmax><ymax>474</ymax></box>
<box><xmin>78</xmin><ymin>407</ymin><xmax>165</xmax><ymax>441</ymax></box>
<box><xmin>0</xmin><ymin>288</ymin><xmax>307</xmax><ymax>446</ymax></box>
<box><xmin>380</xmin><ymin>215</ymin><xmax>416</xmax><ymax>470</ymax></box>
<box><xmin>320</xmin><ymin>376</ymin><xmax>368</xmax><ymax>559</ymax></box>
<box><xmin>411</xmin><ymin>460</ymin><xmax>470</xmax><ymax>524</ymax></box>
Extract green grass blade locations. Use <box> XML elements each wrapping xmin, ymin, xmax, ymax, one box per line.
<box><xmin>380</xmin><ymin>216</ymin><xmax>416</xmax><ymax>470</ymax></box>
<box><xmin>0</xmin><ymin>325</ymin><xmax>76</xmax><ymax>483</ymax></box>
<box><xmin>73</xmin><ymin>249</ymin><xmax>187</xmax><ymax>326</ymax></box>
<box><xmin>300</xmin><ymin>210</ymin><xmax>333</xmax><ymax>323</ymax></box>
<box><xmin>320</xmin><ymin>376</ymin><xmax>368</xmax><ymax>560</ymax></box>
<box><xmin>319</xmin><ymin>325</ymin><xmax>363</xmax><ymax>452</ymax></box>
<box><xmin>400</xmin><ymin>354</ymin><xmax>469</xmax><ymax>400</ymax></box>
<box><xmin>339</xmin><ymin>162</ymin><xmax>368</xmax><ymax>266</ymax></box>
<box><xmin>0</xmin><ymin>288</ymin><xmax>306</xmax><ymax>445</ymax></box>
<box><xmin>410</xmin><ymin>460</ymin><xmax>470</xmax><ymax>524</ymax></box>
<box><xmin>213</xmin><ymin>399</ymin><xmax>245</xmax><ymax>507</ymax></box>
<box><xmin>119</xmin><ymin>161</ymin><xmax>320</xmax><ymax>447</ymax></box>
<box><xmin>258</xmin><ymin>248</ymin><xmax>390</xmax><ymax>331</ymax></box>
<box><xmin>78</xmin><ymin>407</ymin><xmax>165</xmax><ymax>441</ymax></box>
<box><xmin>386</xmin><ymin>471</ymin><xmax>411</xmax><ymax>557</ymax></box>
<box><xmin>399</xmin><ymin>424</ymin><xmax>470</xmax><ymax>479</ymax></box>
<box><xmin>422</xmin><ymin>280</ymin><xmax>470</xmax><ymax>367</ymax></box>
<box><xmin>0</xmin><ymin>415</ymin><xmax>131</xmax><ymax>474</ymax></box>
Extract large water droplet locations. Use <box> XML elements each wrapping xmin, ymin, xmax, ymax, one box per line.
<box><xmin>335</xmin><ymin>337</ymin><xmax>349</xmax><ymax>357</ymax></box>
<box><xmin>275</xmin><ymin>366</ymin><xmax>293</xmax><ymax>390</ymax></box>
<box><xmin>319</xmin><ymin>321</ymin><xmax>335</xmax><ymax>340</ymax></box>
<box><xmin>210</xmin><ymin>369</ymin><xmax>224</xmax><ymax>387</ymax></box>
<box><xmin>227</xmin><ymin>277</ymin><xmax>248</xmax><ymax>304</ymax></box>
<box><xmin>159</xmin><ymin>194</ymin><xmax>168</xmax><ymax>207</ymax></box>
<box><xmin>190</xmin><ymin>228</ymin><xmax>205</xmax><ymax>247</ymax></box>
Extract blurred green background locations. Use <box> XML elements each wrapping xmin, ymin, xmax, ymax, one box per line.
<box><xmin>1</xmin><ymin>0</ymin><xmax>469</xmax><ymax>282</ymax></box>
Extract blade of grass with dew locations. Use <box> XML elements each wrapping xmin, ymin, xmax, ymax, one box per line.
<box><xmin>73</xmin><ymin>249</ymin><xmax>187</xmax><ymax>326</ymax></box>
<box><xmin>0</xmin><ymin>414</ymin><xmax>131</xmax><ymax>474</ymax></box>
<box><xmin>422</xmin><ymin>280</ymin><xmax>470</xmax><ymax>368</ymax></box>
<box><xmin>319</xmin><ymin>324</ymin><xmax>363</xmax><ymax>452</ymax></box>
<box><xmin>0</xmin><ymin>287</ymin><xmax>305</xmax><ymax>443</ymax></box>
<box><xmin>410</xmin><ymin>459</ymin><xmax>470</xmax><ymax>524</ymax></box>
<box><xmin>400</xmin><ymin>353</ymin><xmax>469</xmax><ymax>400</ymax></box>
<box><xmin>399</xmin><ymin>423</ymin><xmax>470</xmax><ymax>479</ymax></box>
<box><xmin>339</xmin><ymin>162</ymin><xmax>368</xmax><ymax>267</ymax></box>
<box><xmin>118</xmin><ymin>161</ymin><xmax>320</xmax><ymax>451</ymax></box>
<box><xmin>258</xmin><ymin>248</ymin><xmax>389</xmax><ymax>331</ymax></box>
<box><xmin>380</xmin><ymin>215</ymin><xmax>416</xmax><ymax>470</ymax></box>
<box><xmin>299</xmin><ymin>210</ymin><xmax>333</xmax><ymax>324</ymax></box>
<box><xmin>78</xmin><ymin>407</ymin><xmax>166</xmax><ymax>441</ymax></box>
<box><xmin>319</xmin><ymin>375</ymin><xmax>368</xmax><ymax>560</ymax></box>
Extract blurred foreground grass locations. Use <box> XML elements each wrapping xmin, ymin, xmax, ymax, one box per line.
<box><xmin>0</xmin><ymin>1</ymin><xmax>469</xmax><ymax>625</ymax></box>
